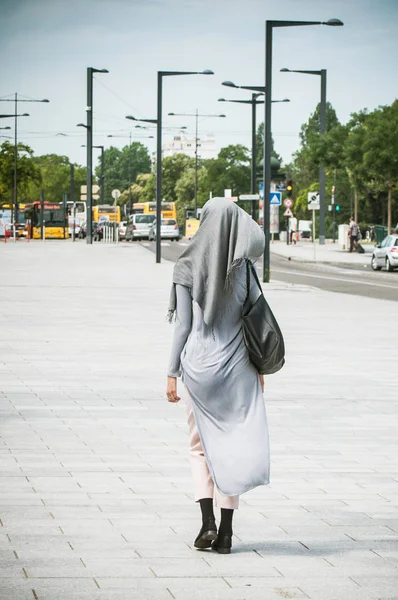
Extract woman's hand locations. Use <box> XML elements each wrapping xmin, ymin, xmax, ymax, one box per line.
<box><xmin>167</xmin><ymin>376</ymin><xmax>181</xmax><ymax>403</ymax></box>
<box><xmin>259</xmin><ymin>373</ymin><xmax>264</xmax><ymax>393</ymax></box>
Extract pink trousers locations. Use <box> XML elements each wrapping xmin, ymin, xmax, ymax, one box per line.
<box><xmin>185</xmin><ymin>389</ymin><xmax>239</xmax><ymax>509</ymax></box>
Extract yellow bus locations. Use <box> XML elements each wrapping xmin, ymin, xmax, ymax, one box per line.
<box><xmin>143</xmin><ymin>202</ymin><xmax>177</xmax><ymax>221</ymax></box>
<box><xmin>93</xmin><ymin>205</ymin><xmax>121</xmax><ymax>223</ymax></box>
<box><xmin>25</xmin><ymin>201</ymin><xmax>69</xmax><ymax>239</ymax></box>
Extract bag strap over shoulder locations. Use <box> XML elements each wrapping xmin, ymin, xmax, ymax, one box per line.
<box><xmin>245</xmin><ymin>260</ymin><xmax>263</xmax><ymax>302</ymax></box>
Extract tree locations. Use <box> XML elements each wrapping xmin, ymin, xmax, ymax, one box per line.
<box><xmin>0</xmin><ymin>141</ymin><xmax>42</xmax><ymax>205</ymax></box>
<box><xmin>26</xmin><ymin>154</ymin><xmax>86</xmax><ymax>204</ymax></box>
<box><xmin>203</xmin><ymin>145</ymin><xmax>251</xmax><ymax>198</ymax></box>
<box><xmin>361</xmin><ymin>101</ymin><xmax>398</xmax><ymax>233</ymax></box>
<box><xmin>96</xmin><ymin>143</ymin><xmax>151</xmax><ymax>202</ymax></box>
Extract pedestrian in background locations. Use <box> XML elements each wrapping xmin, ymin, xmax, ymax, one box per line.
<box><xmin>349</xmin><ymin>216</ymin><xmax>359</xmax><ymax>252</ymax></box>
<box><xmin>289</xmin><ymin>214</ymin><xmax>298</xmax><ymax>244</ymax></box>
<box><xmin>166</xmin><ymin>198</ymin><xmax>270</xmax><ymax>555</ymax></box>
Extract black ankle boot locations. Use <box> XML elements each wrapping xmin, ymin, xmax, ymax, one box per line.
<box><xmin>212</xmin><ymin>532</ymin><xmax>232</xmax><ymax>554</ymax></box>
<box><xmin>194</xmin><ymin>519</ymin><xmax>217</xmax><ymax>549</ymax></box>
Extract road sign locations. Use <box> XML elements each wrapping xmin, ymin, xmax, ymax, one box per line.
<box><xmin>308</xmin><ymin>191</ymin><xmax>320</xmax><ymax>211</ymax></box>
<box><xmin>239</xmin><ymin>194</ymin><xmax>260</xmax><ymax>201</ymax></box>
<box><xmin>270</xmin><ymin>191</ymin><xmax>282</xmax><ymax>205</ymax></box>
<box><xmin>276</xmin><ymin>183</ymin><xmax>286</xmax><ymax>191</ymax></box>
<box><xmin>259</xmin><ymin>182</ymin><xmax>264</xmax><ymax>200</ymax></box>
<box><xmin>111</xmin><ymin>189</ymin><xmax>121</xmax><ymax>199</ymax></box>
<box><xmin>284</xmin><ymin>198</ymin><xmax>293</xmax><ymax>208</ymax></box>
<box><xmin>283</xmin><ymin>208</ymin><xmax>293</xmax><ymax>217</ymax></box>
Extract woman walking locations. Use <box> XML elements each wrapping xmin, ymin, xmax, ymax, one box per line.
<box><xmin>167</xmin><ymin>197</ymin><xmax>270</xmax><ymax>554</ymax></box>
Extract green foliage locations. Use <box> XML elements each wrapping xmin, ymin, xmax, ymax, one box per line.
<box><xmin>287</xmin><ymin>100</ymin><xmax>398</xmax><ymax>230</ymax></box>
<box><xmin>96</xmin><ymin>143</ymin><xmax>151</xmax><ymax>202</ymax></box>
<box><xmin>0</xmin><ymin>141</ymin><xmax>42</xmax><ymax>204</ymax></box>
<box><xmin>26</xmin><ymin>154</ymin><xmax>86</xmax><ymax>204</ymax></box>
<box><xmin>203</xmin><ymin>145</ymin><xmax>251</xmax><ymax>198</ymax></box>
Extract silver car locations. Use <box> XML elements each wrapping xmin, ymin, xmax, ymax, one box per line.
<box><xmin>148</xmin><ymin>219</ymin><xmax>180</xmax><ymax>241</ymax></box>
<box><xmin>371</xmin><ymin>234</ymin><xmax>398</xmax><ymax>271</ymax></box>
<box><xmin>126</xmin><ymin>214</ymin><xmax>156</xmax><ymax>241</ymax></box>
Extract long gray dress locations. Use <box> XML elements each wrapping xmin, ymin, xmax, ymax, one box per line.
<box><xmin>168</xmin><ymin>261</ymin><xmax>270</xmax><ymax>497</ymax></box>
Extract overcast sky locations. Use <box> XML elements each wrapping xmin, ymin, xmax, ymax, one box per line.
<box><xmin>1</xmin><ymin>0</ymin><xmax>397</xmax><ymax>170</ymax></box>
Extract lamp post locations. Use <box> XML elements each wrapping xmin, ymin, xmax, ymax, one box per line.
<box><xmin>81</xmin><ymin>144</ymin><xmax>105</xmax><ymax>206</ymax></box>
<box><xmin>219</xmin><ymin>88</ymin><xmax>289</xmax><ymax>219</ymax></box>
<box><xmin>168</xmin><ymin>110</ymin><xmax>225</xmax><ymax>214</ymax></box>
<box><xmin>0</xmin><ymin>95</ymin><xmax>49</xmax><ymax>226</ymax></box>
<box><xmin>262</xmin><ymin>18</ymin><xmax>343</xmax><ymax>282</ymax></box>
<box><xmin>107</xmin><ymin>133</ymin><xmax>154</xmax><ymax>214</ymax></box>
<box><xmin>281</xmin><ymin>68</ymin><xmax>328</xmax><ymax>244</ymax></box>
<box><xmin>126</xmin><ymin>69</ymin><xmax>214</xmax><ymax>263</ymax></box>
<box><xmin>78</xmin><ymin>67</ymin><xmax>108</xmax><ymax>244</ymax></box>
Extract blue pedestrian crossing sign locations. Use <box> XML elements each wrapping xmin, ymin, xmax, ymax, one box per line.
<box><xmin>270</xmin><ymin>191</ymin><xmax>282</xmax><ymax>205</ymax></box>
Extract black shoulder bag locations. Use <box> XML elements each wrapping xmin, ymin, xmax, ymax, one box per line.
<box><xmin>242</xmin><ymin>261</ymin><xmax>285</xmax><ymax>375</ymax></box>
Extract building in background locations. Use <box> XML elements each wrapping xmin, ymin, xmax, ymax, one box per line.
<box><xmin>161</xmin><ymin>133</ymin><xmax>217</xmax><ymax>160</ymax></box>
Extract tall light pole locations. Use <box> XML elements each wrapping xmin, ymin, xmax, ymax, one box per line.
<box><xmin>281</xmin><ymin>68</ymin><xmax>327</xmax><ymax>244</ymax></box>
<box><xmin>78</xmin><ymin>68</ymin><xmax>108</xmax><ymax>244</ymax></box>
<box><xmin>168</xmin><ymin>110</ymin><xmax>225</xmax><ymax>214</ymax></box>
<box><xmin>81</xmin><ymin>144</ymin><xmax>105</xmax><ymax>205</ymax></box>
<box><xmin>0</xmin><ymin>94</ymin><xmax>49</xmax><ymax>224</ymax></box>
<box><xmin>126</xmin><ymin>68</ymin><xmax>214</xmax><ymax>264</ymax></box>
<box><xmin>107</xmin><ymin>133</ymin><xmax>154</xmax><ymax>214</ymax></box>
<box><xmin>219</xmin><ymin>88</ymin><xmax>289</xmax><ymax>219</ymax></box>
<box><xmin>262</xmin><ymin>18</ymin><xmax>343</xmax><ymax>282</ymax></box>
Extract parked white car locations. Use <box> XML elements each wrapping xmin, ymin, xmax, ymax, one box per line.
<box><xmin>148</xmin><ymin>219</ymin><xmax>180</xmax><ymax>241</ymax></box>
<box><xmin>371</xmin><ymin>234</ymin><xmax>398</xmax><ymax>271</ymax></box>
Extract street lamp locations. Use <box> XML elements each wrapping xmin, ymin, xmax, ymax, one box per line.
<box><xmin>218</xmin><ymin>93</ymin><xmax>289</xmax><ymax>220</ymax></box>
<box><xmin>81</xmin><ymin>144</ymin><xmax>105</xmax><ymax>206</ymax></box>
<box><xmin>81</xmin><ymin>67</ymin><xmax>108</xmax><ymax>244</ymax></box>
<box><xmin>262</xmin><ymin>18</ymin><xmax>343</xmax><ymax>282</ymax></box>
<box><xmin>168</xmin><ymin>110</ymin><xmax>226</xmax><ymax>214</ymax></box>
<box><xmin>0</xmin><ymin>126</ymin><xmax>11</xmax><ymax>130</ymax></box>
<box><xmin>280</xmin><ymin>68</ymin><xmax>328</xmax><ymax>245</ymax></box>
<box><xmin>126</xmin><ymin>68</ymin><xmax>214</xmax><ymax>264</ymax></box>
<box><xmin>0</xmin><ymin>94</ymin><xmax>49</xmax><ymax>225</ymax></box>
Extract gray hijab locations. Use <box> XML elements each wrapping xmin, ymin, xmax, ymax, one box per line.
<box><xmin>168</xmin><ymin>197</ymin><xmax>265</xmax><ymax>327</ymax></box>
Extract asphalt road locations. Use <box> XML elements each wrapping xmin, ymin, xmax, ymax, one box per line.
<box><xmin>140</xmin><ymin>240</ymin><xmax>398</xmax><ymax>302</ymax></box>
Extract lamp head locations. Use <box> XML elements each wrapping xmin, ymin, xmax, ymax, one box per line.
<box><xmin>200</xmin><ymin>70</ymin><xmax>214</xmax><ymax>75</ymax></box>
<box><xmin>41</xmin><ymin>99</ymin><xmax>50</xmax><ymax>103</ymax></box>
<box><xmin>280</xmin><ymin>68</ymin><xmax>290</xmax><ymax>72</ymax></box>
<box><xmin>222</xmin><ymin>81</ymin><xmax>238</xmax><ymax>88</ymax></box>
<box><xmin>218</xmin><ymin>114</ymin><xmax>226</xmax><ymax>118</ymax></box>
<box><xmin>168</xmin><ymin>112</ymin><xmax>176</xmax><ymax>116</ymax></box>
<box><xmin>325</xmin><ymin>18</ymin><xmax>344</xmax><ymax>26</ymax></box>
<box><xmin>77</xmin><ymin>123</ymin><xmax>87</xmax><ymax>128</ymax></box>
<box><xmin>22</xmin><ymin>113</ymin><xmax>29</xmax><ymax>117</ymax></box>
<box><xmin>218</xmin><ymin>98</ymin><xmax>226</xmax><ymax>102</ymax></box>
<box><xmin>125</xmin><ymin>115</ymin><xmax>137</xmax><ymax>121</ymax></box>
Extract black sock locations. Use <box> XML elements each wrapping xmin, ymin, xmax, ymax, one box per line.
<box><xmin>219</xmin><ymin>508</ymin><xmax>234</xmax><ymax>536</ymax></box>
<box><xmin>199</xmin><ymin>498</ymin><xmax>215</xmax><ymax>524</ymax></box>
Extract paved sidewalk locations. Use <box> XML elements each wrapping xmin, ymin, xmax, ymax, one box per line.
<box><xmin>0</xmin><ymin>240</ymin><xmax>398</xmax><ymax>600</ymax></box>
<box><xmin>270</xmin><ymin>239</ymin><xmax>374</xmax><ymax>266</ymax></box>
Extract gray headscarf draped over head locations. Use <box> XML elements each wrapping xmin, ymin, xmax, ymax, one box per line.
<box><xmin>168</xmin><ymin>197</ymin><xmax>265</xmax><ymax>327</ymax></box>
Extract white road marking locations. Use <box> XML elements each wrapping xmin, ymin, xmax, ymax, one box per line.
<box><xmin>271</xmin><ymin>267</ymin><xmax>398</xmax><ymax>291</ymax></box>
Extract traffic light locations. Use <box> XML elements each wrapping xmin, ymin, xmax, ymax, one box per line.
<box><xmin>286</xmin><ymin>179</ymin><xmax>293</xmax><ymax>198</ymax></box>
<box><xmin>335</xmin><ymin>205</ymin><xmax>340</xmax><ymax>211</ymax></box>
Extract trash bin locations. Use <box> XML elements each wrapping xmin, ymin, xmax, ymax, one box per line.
<box><xmin>374</xmin><ymin>225</ymin><xmax>388</xmax><ymax>245</ymax></box>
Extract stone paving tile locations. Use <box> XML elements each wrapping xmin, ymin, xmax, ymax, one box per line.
<box><xmin>1</xmin><ymin>242</ymin><xmax>398</xmax><ymax>599</ymax></box>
